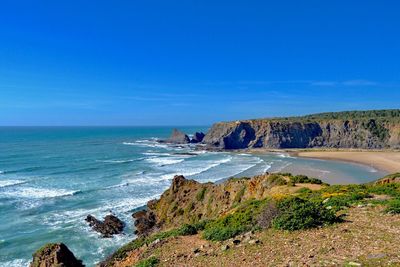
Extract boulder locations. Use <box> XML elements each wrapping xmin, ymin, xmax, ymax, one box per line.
<box><xmin>190</xmin><ymin>132</ymin><xmax>205</xmax><ymax>143</ymax></box>
<box><xmin>132</xmin><ymin>210</ymin><xmax>157</xmax><ymax>237</ymax></box>
<box><xmin>30</xmin><ymin>243</ymin><xmax>84</xmax><ymax>267</ymax></box>
<box><xmin>85</xmin><ymin>214</ymin><xmax>124</xmax><ymax>238</ymax></box>
<box><xmin>166</xmin><ymin>129</ymin><xmax>190</xmax><ymax>144</ymax></box>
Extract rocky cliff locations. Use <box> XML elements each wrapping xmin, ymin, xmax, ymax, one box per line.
<box><xmin>203</xmin><ymin>110</ymin><xmax>400</xmax><ymax>149</ymax></box>
<box><xmin>131</xmin><ymin>173</ymin><xmax>311</xmax><ymax>235</ymax></box>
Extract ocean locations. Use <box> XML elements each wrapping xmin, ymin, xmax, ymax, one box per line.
<box><xmin>0</xmin><ymin>127</ymin><xmax>386</xmax><ymax>266</ymax></box>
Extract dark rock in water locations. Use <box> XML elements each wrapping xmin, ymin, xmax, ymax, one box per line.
<box><xmin>165</xmin><ymin>129</ymin><xmax>190</xmax><ymax>144</ymax></box>
<box><xmin>30</xmin><ymin>243</ymin><xmax>84</xmax><ymax>267</ymax></box>
<box><xmin>132</xmin><ymin>209</ymin><xmax>157</xmax><ymax>237</ymax></box>
<box><xmin>85</xmin><ymin>214</ymin><xmax>124</xmax><ymax>238</ymax></box>
<box><xmin>190</xmin><ymin>132</ymin><xmax>205</xmax><ymax>143</ymax></box>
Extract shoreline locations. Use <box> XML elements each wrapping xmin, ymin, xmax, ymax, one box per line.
<box><xmin>293</xmin><ymin>151</ymin><xmax>400</xmax><ymax>173</ymax></box>
<box><xmin>284</xmin><ymin>150</ymin><xmax>400</xmax><ymax>173</ymax></box>
<box><xmin>237</xmin><ymin>148</ymin><xmax>400</xmax><ymax>173</ymax></box>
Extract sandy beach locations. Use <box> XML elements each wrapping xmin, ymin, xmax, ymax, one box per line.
<box><xmin>294</xmin><ymin>151</ymin><xmax>400</xmax><ymax>173</ymax></box>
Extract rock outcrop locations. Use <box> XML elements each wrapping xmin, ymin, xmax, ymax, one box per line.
<box><xmin>132</xmin><ymin>174</ymin><xmax>293</xmax><ymax>232</ymax></box>
<box><xmin>203</xmin><ymin>112</ymin><xmax>400</xmax><ymax>149</ymax></box>
<box><xmin>132</xmin><ymin>209</ymin><xmax>157</xmax><ymax>237</ymax></box>
<box><xmin>163</xmin><ymin>129</ymin><xmax>191</xmax><ymax>144</ymax></box>
<box><xmin>30</xmin><ymin>243</ymin><xmax>84</xmax><ymax>267</ymax></box>
<box><xmin>85</xmin><ymin>214</ymin><xmax>124</xmax><ymax>238</ymax></box>
<box><xmin>190</xmin><ymin>132</ymin><xmax>205</xmax><ymax>143</ymax></box>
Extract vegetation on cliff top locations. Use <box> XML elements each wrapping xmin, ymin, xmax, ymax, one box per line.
<box><xmin>254</xmin><ymin>109</ymin><xmax>400</xmax><ymax>123</ymax></box>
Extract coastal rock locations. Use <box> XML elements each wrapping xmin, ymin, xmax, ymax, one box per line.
<box><xmin>190</xmin><ymin>132</ymin><xmax>205</xmax><ymax>143</ymax></box>
<box><xmin>141</xmin><ymin>173</ymin><xmax>281</xmax><ymax>231</ymax></box>
<box><xmin>203</xmin><ymin>117</ymin><xmax>400</xmax><ymax>149</ymax></box>
<box><xmin>30</xmin><ymin>243</ymin><xmax>84</xmax><ymax>267</ymax></box>
<box><xmin>85</xmin><ymin>214</ymin><xmax>124</xmax><ymax>238</ymax></box>
<box><xmin>132</xmin><ymin>210</ymin><xmax>157</xmax><ymax>237</ymax></box>
<box><xmin>165</xmin><ymin>129</ymin><xmax>190</xmax><ymax>144</ymax></box>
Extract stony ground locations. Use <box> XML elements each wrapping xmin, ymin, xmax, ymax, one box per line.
<box><xmin>115</xmin><ymin>205</ymin><xmax>400</xmax><ymax>267</ymax></box>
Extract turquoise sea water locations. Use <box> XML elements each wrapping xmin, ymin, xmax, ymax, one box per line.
<box><xmin>0</xmin><ymin>127</ymin><xmax>386</xmax><ymax>266</ymax></box>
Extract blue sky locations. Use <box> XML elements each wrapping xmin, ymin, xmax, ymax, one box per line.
<box><xmin>1</xmin><ymin>1</ymin><xmax>399</xmax><ymax>126</ymax></box>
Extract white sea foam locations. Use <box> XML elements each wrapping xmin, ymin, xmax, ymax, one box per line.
<box><xmin>0</xmin><ymin>179</ymin><xmax>27</xmax><ymax>188</ymax></box>
<box><xmin>143</xmin><ymin>152</ymin><xmax>172</xmax><ymax>156</ymax></box>
<box><xmin>0</xmin><ymin>259</ymin><xmax>30</xmax><ymax>267</ymax></box>
<box><xmin>43</xmin><ymin>193</ymin><xmax>161</xmax><ymax>228</ymax></box>
<box><xmin>263</xmin><ymin>164</ymin><xmax>272</xmax><ymax>173</ymax></box>
<box><xmin>97</xmin><ymin>159</ymin><xmax>140</xmax><ymax>164</ymax></box>
<box><xmin>146</xmin><ymin>157</ymin><xmax>185</xmax><ymax>166</ymax></box>
<box><xmin>159</xmin><ymin>156</ymin><xmax>233</xmax><ymax>180</ymax></box>
<box><xmin>123</xmin><ymin>141</ymin><xmax>169</xmax><ymax>149</ymax></box>
<box><xmin>2</xmin><ymin>187</ymin><xmax>80</xmax><ymax>199</ymax></box>
<box><xmin>0</xmin><ymin>170</ymin><xmax>4</xmax><ymax>174</ymax></box>
<box><xmin>277</xmin><ymin>153</ymin><xmax>295</xmax><ymax>159</ymax></box>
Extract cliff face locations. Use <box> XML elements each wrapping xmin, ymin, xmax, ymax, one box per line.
<box><xmin>203</xmin><ymin>119</ymin><xmax>400</xmax><ymax>149</ymax></box>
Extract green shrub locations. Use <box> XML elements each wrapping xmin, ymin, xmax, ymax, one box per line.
<box><xmin>368</xmin><ymin>184</ymin><xmax>400</xmax><ymax>198</ymax></box>
<box><xmin>273</xmin><ymin>197</ymin><xmax>339</xmax><ymax>231</ymax></box>
<box><xmin>177</xmin><ymin>224</ymin><xmax>198</xmax><ymax>235</ymax></box>
<box><xmin>296</xmin><ymin>187</ymin><xmax>313</xmax><ymax>194</ymax></box>
<box><xmin>323</xmin><ymin>191</ymin><xmax>370</xmax><ymax>212</ymax></box>
<box><xmin>202</xmin><ymin>199</ymin><xmax>267</xmax><ymax>241</ymax></box>
<box><xmin>134</xmin><ymin>256</ymin><xmax>159</xmax><ymax>267</ymax></box>
<box><xmin>385</xmin><ymin>198</ymin><xmax>400</xmax><ymax>214</ymax></box>
<box><xmin>290</xmin><ymin>175</ymin><xmax>324</xmax><ymax>185</ymax></box>
<box><xmin>278</xmin><ymin>172</ymin><xmax>293</xmax><ymax>177</ymax></box>
<box><xmin>191</xmin><ymin>219</ymin><xmax>211</xmax><ymax>231</ymax></box>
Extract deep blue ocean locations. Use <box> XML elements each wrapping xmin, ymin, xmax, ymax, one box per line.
<box><xmin>0</xmin><ymin>127</ymin><xmax>386</xmax><ymax>266</ymax></box>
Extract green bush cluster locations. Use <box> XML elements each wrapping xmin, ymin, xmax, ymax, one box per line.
<box><xmin>272</xmin><ymin>197</ymin><xmax>339</xmax><ymax>231</ymax></box>
<box><xmin>324</xmin><ymin>191</ymin><xmax>369</xmax><ymax>212</ymax></box>
<box><xmin>134</xmin><ymin>256</ymin><xmax>159</xmax><ymax>267</ymax></box>
<box><xmin>202</xmin><ymin>199</ymin><xmax>267</xmax><ymax>241</ymax></box>
<box><xmin>289</xmin><ymin>175</ymin><xmax>324</xmax><ymax>185</ymax></box>
<box><xmin>385</xmin><ymin>198</ymin><xmax>400</xmax><ymax>214</ymax></box>
<box><xmin>368</xmin><ymin>183</ymin><xmax>400</xmax><ymax>198</ymax></box>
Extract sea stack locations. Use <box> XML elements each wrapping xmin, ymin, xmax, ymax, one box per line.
<box><xmin>166</xmin><ymin>129</ymin><xmax>191</xmax><ymax>144</ymax></box>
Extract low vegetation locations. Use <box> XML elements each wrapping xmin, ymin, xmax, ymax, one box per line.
<box><xmin>134</xmin><ymin>256</ymin><xmax>159</xmax><ymax>267</ymax></box>
<box><xmin>272</xmin><ymin>197</ymin><xmax>339</xmax><ymax>231</ymax></box>
<box><xmin>385</xmin><ymin>198</ymin><xmax>400</xmax><ymax>214</ymax></box>
<box><xmin>202</xmin><ymin>199</ymin><xmax>268</xmax><ymax>241</ymax></box>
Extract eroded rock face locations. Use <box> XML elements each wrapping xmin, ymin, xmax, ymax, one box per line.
<box><xmin>30</xmin><ymin>243</ymin><xmax>84</xmax><ymax>267</ymax></box>
<box><xmin>165</xmin><ymin>129</ymin><xmax>190</xmax><ymax>144</ymax></box>
<box><xmin>85</xmin><ymin>214</ymin><xmax>124</xmax><ymax>238</ymax></box>
<box><xmin>140</xmin><ymin>174</ymin><xmax>278</xmax><ymax>231</ymax></box>
<box><xmin>190</xmin><ymin>132</ymin><xmax>205</xmax><ymax>143</ymax></box>
<box><xmin>132</xmin><ymin>210</ymin><xmax>157</xmax><ymax>237</ymax></box>
<box><xmin>203</xmin><ymin>119</ymin><xmax>400</xmax><ymax>149</ymax></box>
